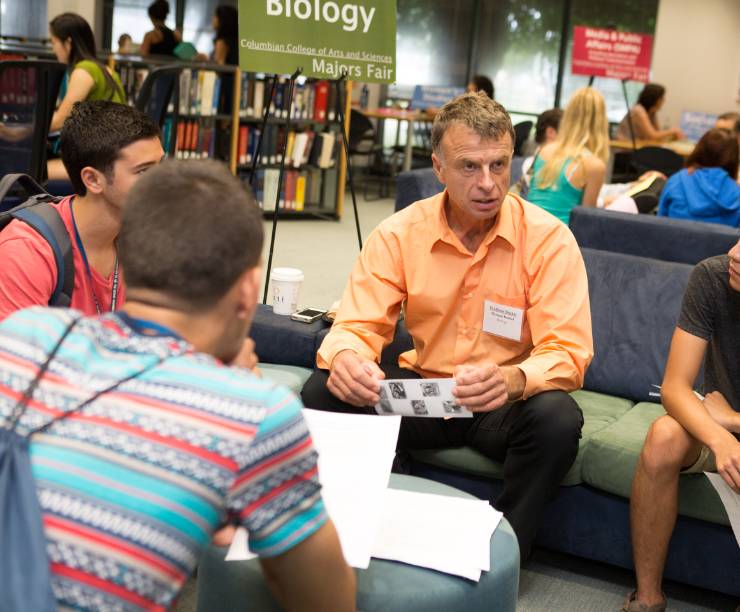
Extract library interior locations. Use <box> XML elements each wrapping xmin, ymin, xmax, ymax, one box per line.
<box><xmin>0</xmin><ymin>1</ymin><xmax>739</xmax><ymax>611</ymax></box>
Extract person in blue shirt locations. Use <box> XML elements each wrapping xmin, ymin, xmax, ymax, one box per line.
<box><xmin>658</xmin><ymin>128</ymin><xmax>740</xmax><ymax>227</ymax></box>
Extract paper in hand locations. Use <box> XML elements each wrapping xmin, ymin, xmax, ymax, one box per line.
<box><xmin>375</xmin><ymin>378</ymin><xmax>472</xmax><ymax>418</ymax></box>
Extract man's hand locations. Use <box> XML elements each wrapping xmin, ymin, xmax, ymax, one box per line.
<box><xmin>328</xmin><ymin>350</ymin><xmax>384</xmax><ymax>407</ymax></box>
<box><xmin>453</xmin><ymin>364</ymin><xmax>510</xmax><ymax>412</ymax></box>
<box><xmin>703</xmin><ymin>391</ymin><xmax>740</xmax><ymax>432</ymax></box>
<box><xmin>230</xmin><ymin>338</ymin><xmax>261</xmax><ymax>375</ymax></box>
<box><xmin>711</xmin><ymin>433</ymin><xmax>740</xmax><ymax>492</ymax></box>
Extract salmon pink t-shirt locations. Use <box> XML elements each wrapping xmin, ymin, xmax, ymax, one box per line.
<box><xmin>0</xmin><ymin>196</ymin><xmax>125</xmax><ymax>320</ymax></box>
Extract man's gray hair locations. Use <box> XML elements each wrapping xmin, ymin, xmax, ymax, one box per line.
<box><xmin>431</xmin><ymin>92</ymin><xmax>515</xmax><ymax>154</ymax></box>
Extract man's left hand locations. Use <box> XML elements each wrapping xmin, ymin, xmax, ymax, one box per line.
<box><xmin>453</xmin><ymin>364</ymin><xmax>509</xmax><ymax>412</ymax></box>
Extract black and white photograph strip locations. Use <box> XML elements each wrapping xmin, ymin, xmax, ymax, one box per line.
<box><xmin>374</xmin><ymin>378</ymin><xmax>472</xmax><ymax>418</ymax></box>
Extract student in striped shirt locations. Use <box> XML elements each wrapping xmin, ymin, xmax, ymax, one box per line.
<box><xmin>0</xmin><ymin>159</ymin><xmax>355</xmax><ymax>611</ymax></box>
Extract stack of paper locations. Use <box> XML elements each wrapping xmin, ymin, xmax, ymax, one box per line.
<box><xmin>705</xmin><ymin>472</ymin><xmax>740</xmax><ymax>548</ymax></box>
<box><xmin>372</xmin><ymin>488</ymin><xmax>502</xmax><ymax>581</ymax></box>
<box><xmin>227</xmin><ymin>409</ymin><xmax>400</xmax><ymax>568</ymax></box>
<box><xmin>226</xmin><ymin>409</ymin><xmax>503</xmax><ymax>581</ymax></box>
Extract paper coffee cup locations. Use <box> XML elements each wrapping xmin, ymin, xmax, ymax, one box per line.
<box><xmin>271</xmin><ymin>267</ymin><xmax>304</xmax><ymax>315</ymax></box>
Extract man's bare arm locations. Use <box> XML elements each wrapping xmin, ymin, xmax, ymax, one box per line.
<box><xmin>259</xmin><ymin>520</ymin><xmax>356</xmax><ymax>611</ymax></box>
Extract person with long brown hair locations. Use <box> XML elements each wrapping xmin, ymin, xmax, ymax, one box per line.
<box><xmin>47</xmin><ymin>12</ymin><xmax>126</xmax><ymax>180</ymax></box>
<box><xmin>527</xmin><ymin>87</ymin><xmax>610</xmax><ymax>224</ymax></box>
<box><xmin>617</xmin><ymin>83</ymin><xmax>684</xmax><ymax>142</ymax></box>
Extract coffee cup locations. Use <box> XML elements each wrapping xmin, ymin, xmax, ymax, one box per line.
<box><xmin>270</xmin><ymin>267</ymin><xmax>304</xmax><ymax>315</ymax></box>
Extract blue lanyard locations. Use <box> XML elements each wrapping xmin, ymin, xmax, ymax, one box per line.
<box><xmin>116</xmin><ymin>311</ymin><xmax>183</xmax><ymax>340</ymax></box>
<box><xmin>70</xmin><ymin>200</ymin><xmax>119</xmax><ymax>315</ymax></box>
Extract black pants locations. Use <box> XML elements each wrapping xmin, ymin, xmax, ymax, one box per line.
<box><xmin>301</xmin><ymin>366</ymin><xmax>584</xmax><ymax>560</ymax></box>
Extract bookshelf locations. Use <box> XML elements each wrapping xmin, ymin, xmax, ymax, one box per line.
<box><xmin>233</xmin><ymin>73</ymin><xmax>352</xmax><ymax>220</ymax></box>
<box><xmin>0</xmin><ymin>50</ymin><xmax>353</xmax><ymax>220</ymax></box>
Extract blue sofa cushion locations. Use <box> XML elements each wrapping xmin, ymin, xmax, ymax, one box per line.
<box><xmin>250</xmin><ymin>304</ymin><xmax>329</xmax><ymax>369</ymax></box>
<box><xmin>570</xmin><ymin>207</ymin><xmax>740</xmax><ymax>265</ymax></box>
<box><xmin>582</xmin><ymin>248</ymin><xmax>693</xmax><ymax>402</ymax></box>
<box><xmin>395</xmin><ymin>168</ymin><xmax>443</xmax><ymax>212</ymax></box>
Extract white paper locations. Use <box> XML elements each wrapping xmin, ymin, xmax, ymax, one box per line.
<box><xmin>483</xmin><ymin>299</ymin><xmax>524</xmax><ymax>342</ymax></box>
<box><xmin>372</xmin><ymin>488</ymin><xmax>503</xmax><ymax>581</ymax></box>
<box><xmin>376</xmin><ymin>378</ymin><xmax>472</xmax><ymax>418</ymax></box>
<box><xmin>705</xmin><ymin>472</ymin><xmax>740</xmax><ymax>548</ymax></box>
<box><xmin>224</xmin><ymin>525</ymin><xmax>250</xmax><ymax>561</ymax></box>
<box><xmin>226</xmin><ymin>409</ymin><xmax>401</xmax><ymax>568</ymax></box>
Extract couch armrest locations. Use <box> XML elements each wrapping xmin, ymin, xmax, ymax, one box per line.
<box><xmin>250</xmin><ymin>304</ymin><xmax>329</xmax><ymax>368</ymax></box>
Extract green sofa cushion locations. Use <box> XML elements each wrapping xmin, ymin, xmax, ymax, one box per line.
<box><xmin>259</xmin><ymin>363</ymin><xmax>313</xmax><ymax>394</ymax></box>
<box><xmin>582</xmin><ymin>402</ymin><xmax>729</xmax><ymax>526</ymax></box>
<box><xmin>410</xmin><ymin>390</ymin><xmax>633</xmax><ymax>487</ymax></box>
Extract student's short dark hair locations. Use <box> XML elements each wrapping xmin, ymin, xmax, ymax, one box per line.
<box><xmin>686</xmin><ymin>128</ymin><xmax>739</xmax><ymax>180</ymax></box>
<box><xmin>148</xmin><ymin>0</ymin><xmax>169</xmax><ymax>20</ymax></box>
<box><xmin>534</xmin><ymin>108</ymin><xmax>563</xmax><ymax>144</ymax></box>
<box><xmin>471</xmin><ymin>75</ymin><xmax>494</xmax><ymax>100</ymax></box>
<box><xmin>118</xmin><ymin>160</ymin><xmax>264</xmax><ymax>311</ymax></box>
<box><xmin>636</xmin><ymin>83</ymin><xmax>666</xmax><ymax>113</ymax></box>
<box><xmin>60</xmin><ymin>100</ymin><xmax>160</xmax><ymax>195</ymax></box>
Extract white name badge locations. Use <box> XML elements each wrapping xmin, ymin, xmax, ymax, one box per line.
<box><xmin>483</xmin><ymin>300</ymin><xmax>524</xmax><ymax>342</ymax></box>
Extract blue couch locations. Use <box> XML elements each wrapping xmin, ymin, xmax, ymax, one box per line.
<box><xmin>251</xmin><ymin>247</ymin><xmax>740</xmax><ymax>597</ymax></box>
<box><xmin>569</xmin><ymin>207</ymin><xmax>740</xmax><ymax>265</ymax></box>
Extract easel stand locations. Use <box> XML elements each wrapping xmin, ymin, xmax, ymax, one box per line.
<box><xmin>252</xmin><ymin>69</ymin><xmax>364</xmax><ymax>305</ymax></box>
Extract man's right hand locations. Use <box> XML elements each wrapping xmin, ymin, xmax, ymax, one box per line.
<box><xmin>327</xmin><ymin>350</ymin><xmax>384</xmax><ymax>408</ymax></box>
<box><xmin>711</xmin><ymin>433</ymin><xmax>740</xmax><ymax>492</ymax></box>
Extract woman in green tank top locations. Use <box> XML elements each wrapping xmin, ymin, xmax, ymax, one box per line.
<box><xmin>527</xmin><ymin>87</ymin><xmax>610</xmax><ymax>224</ymax></box>
<box><xmin>48</xmin><ymin>13</ymin><xmax>126</xmax><ymax>180</ymax></box>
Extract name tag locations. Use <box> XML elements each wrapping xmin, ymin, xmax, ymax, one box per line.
<box><xmin>483</xmin><ymin>300</ymin><xmax>524</xmax><ymax>342</ymax></box>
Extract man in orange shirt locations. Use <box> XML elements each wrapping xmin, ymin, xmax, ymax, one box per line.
<box><xmin>302</xmin><ymin>92</ymin><xmax>593</xmax><ymax>559</ymax></box>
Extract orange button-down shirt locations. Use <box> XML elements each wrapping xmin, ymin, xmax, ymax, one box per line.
<box><xmin>317</xmin><ymin>191</ymin><xmax>593</xmax><ymax>399</ymax></box>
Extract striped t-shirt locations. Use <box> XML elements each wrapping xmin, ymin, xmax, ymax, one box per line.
<box><xmin>0</xmin><ymin>307</ymin><xmax>327</xmax><ymax>611</ymax></box>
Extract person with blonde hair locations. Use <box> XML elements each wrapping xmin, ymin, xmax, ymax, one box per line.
<box><xmin>527</xmin><ymin>87</ymin><xmax>610</xmax><ymax>224</ymax></box>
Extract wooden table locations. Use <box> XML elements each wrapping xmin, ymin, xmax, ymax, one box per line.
<box><xmin>362</xmin><ymin>107</ymin><xmax>433</xmax><ymax>172</ymax></box>
<box><xmin>609</xmin><ymin>139</ymin><xmax>694</xmax><ymax>159</ymax></box>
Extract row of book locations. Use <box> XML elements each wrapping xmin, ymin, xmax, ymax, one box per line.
<box><xmin>238</xmin><ymin>75</ymin><xmax>339</xmax><ymax>122</ymax></box>
<box><xmin>237</xmin><ymin>124</ymin><xmax>338</xmax><ymax>169</ymax></box>
<box><xmin>179</xmin><ymin>69</ymin><xmax>223</xmax><ymax>116</ymax></box>
<box><xmin>160</xmin><ymin>118</ymin><xmax>218</xmax><ymax>159</ymax></box>
<box><xmin>254</xmin><ymin>168</ymin><xmax>328</xmax><ymax>212</ymax></box>
<box><xmin>0</xmin><ymin>64</ymin><xmax>35</xmax><ymax>105</ymax></box>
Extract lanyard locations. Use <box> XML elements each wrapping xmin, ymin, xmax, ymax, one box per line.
<box><xmin>6</xmin><ymin>318</ymin><xmax>178</xmax><ymax>437</ymax></box>
<box><xmin>115</xmin><ymin>312</ymin><xmax>183</xmax><ymax>341</ymax></box>
<box><xmin>70</xmin><ymin>201</ymin><xmax>119</xmax><ymax>315</ymax></box>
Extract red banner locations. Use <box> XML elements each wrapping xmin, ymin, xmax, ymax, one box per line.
<box><xmin>571</xmin><ymin>26</ymin><xmax>653</xmax><ymax>83</ymax></box>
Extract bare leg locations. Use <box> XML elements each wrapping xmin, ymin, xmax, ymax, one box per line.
<box><xmin>630</xmin><ymin>415</ymin><xmax>702</xmax><ymax>606</ymax></box>
<box><xmin>47</xmin><ymin>159</ymin><xmax>69</xmax><ymax>182</ymax></box>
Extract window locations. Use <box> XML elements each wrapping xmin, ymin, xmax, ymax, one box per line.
<box><xmin>1</xmin><ymin>0</ymin><xmax>47</xmax><ymax>40</ymax></box>
<box><xmin>110</xmin><ymin>0</ymin><xmax>178</xmax><ymax>53</ymax></box>
<box><xmin>395</xmin><ymin>0</ymin><xmax>475</xmax><ymax>87</ymax></box>
<box><xmin>474</xmin><ymin>1</ymin><xmax>564</xmax><ymax>114</ymax></box>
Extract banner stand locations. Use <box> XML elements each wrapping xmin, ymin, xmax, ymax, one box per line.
<box><xmin>262</xmin><ymin>67</ymin><xmax>303</xmax><ymax>305</ymax></box>
<box><xmin>588</xmin><ymin>76</ymin><xmax>637</xmax><ymax>150</ymax></box>
<box><xmin>335</xmin><ymin>72</ymin><xmax>363</xmax><ymax>252</ymax></box>
<box><xmin>257</xmin><ymin>68</ymin><xmax>364</xmax><ymax>305</ymax></box>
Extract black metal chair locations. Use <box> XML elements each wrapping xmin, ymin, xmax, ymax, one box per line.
<box><xmin>135</xmin><ymin>65</ymin><xmax>182</xmax><ymax>156</ymax></box>
<box><xmin>630</xmin><ymin>146</ymin><xmax>685</xmax><ymax>178</ymax></box>
<box><xmin>513</xmin><ymin>121</ymin><xmax>533</xmax><ymax>157</ymax></box>
<box><xmin>0</xmin><ymin>59</ymin><xmax>65</xmax><ymax>192</ymax></box>
<box><xmin>348</xmin><ymin>109</ymin><xmax>391</xmax><ymax>200</ymax></box>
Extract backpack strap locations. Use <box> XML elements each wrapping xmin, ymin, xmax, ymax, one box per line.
<box><xmin>12</xmin><ymin>200</ymin><xmax>74</xmax><ymax>307</ymax></box>
<box><xmin>0</xmin><ymin>173</ymin><xmax>47</xmax><ymax>202</ymax></box>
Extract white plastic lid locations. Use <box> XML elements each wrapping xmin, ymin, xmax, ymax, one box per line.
<box><xmin>270</xmin><ymin>267</ymin><xmax>304</xmax><ymax>282</ymax></box>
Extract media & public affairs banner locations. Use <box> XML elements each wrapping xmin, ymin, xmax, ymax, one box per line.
<box><xmin>571</xmin><ymin>26</ymin><xmax>653</xmax><ymax>83</ymax></box>
<box><xmin>238</xmin><ymin>0</ymin><xmax>397</xmax><ymax>83</ymax></box>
